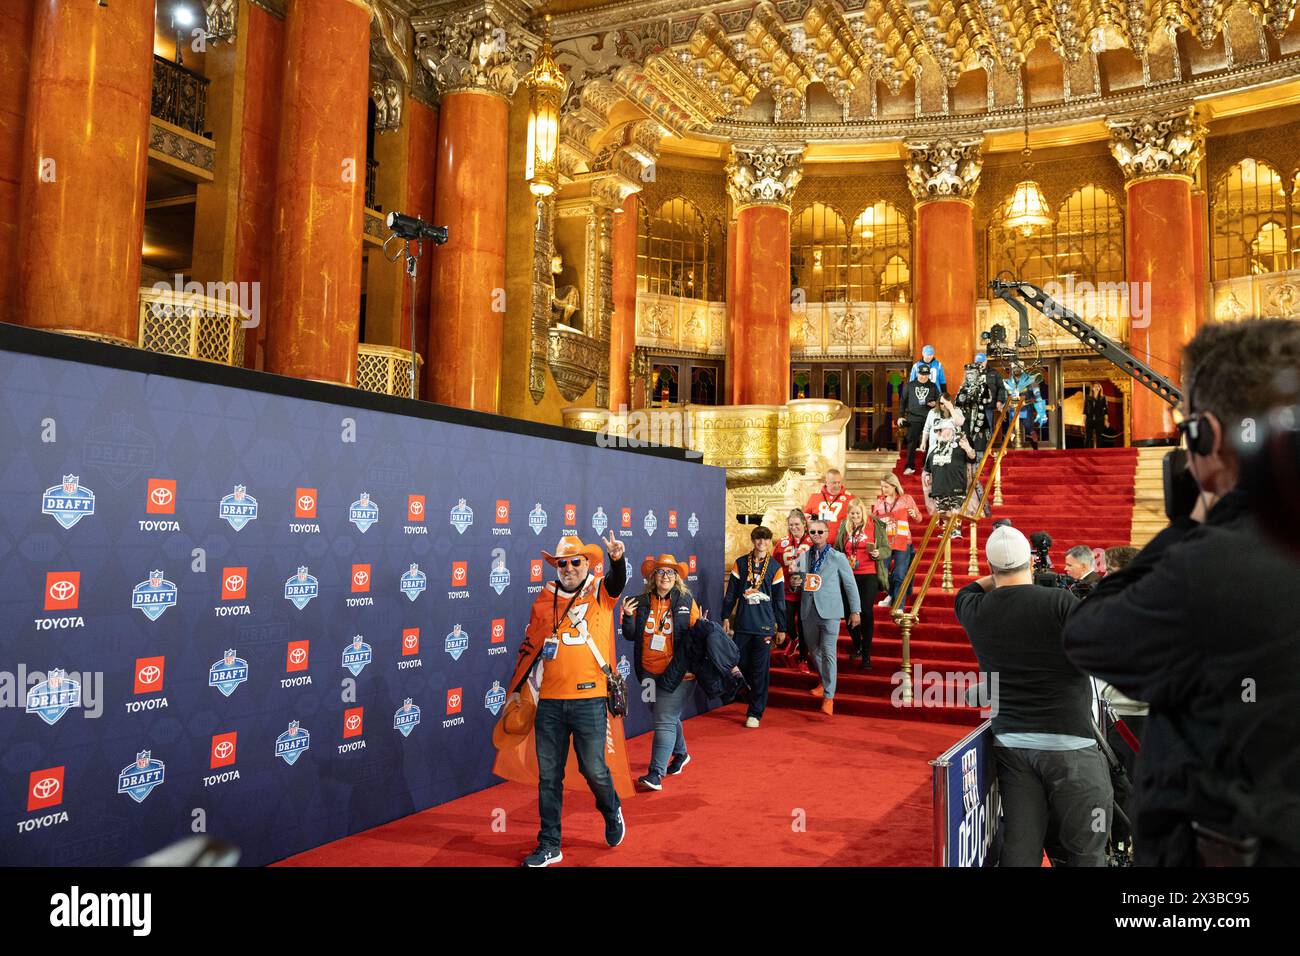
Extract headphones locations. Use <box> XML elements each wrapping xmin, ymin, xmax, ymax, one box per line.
<box><xmin>1177</xmin><ymin>359</ymin><xmax>1216</xmax><ymax>457</ymax></box>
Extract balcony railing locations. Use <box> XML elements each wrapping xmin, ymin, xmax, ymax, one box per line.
<box><xmin>357</xmin><ymin>344</ymin><xmax>422</xmax><ymax>397</ymax></box>
<box><xmin>365</xmin><ymin>159</ymin><xmax>379</xmax><ymax>211</ymax></box>
<box><xmin>151</xmin><ymin>55</ymin><xmax>209</xmax><ymax>136</ymax></box>
<box><xmin>138</xmin><ymin>287</ymin><xmax>246</xmax><ymax>366</ymax></box>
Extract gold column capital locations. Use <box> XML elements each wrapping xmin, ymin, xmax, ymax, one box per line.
<box><xmin>1107</xmin><ymin>104</ymin><xmax>1206</xmax><ymax>185</ymax></box>
<box><xmin>903</xmin><ymin>135</ymin><xmax>983</xmax><ymax>203</ymax></box>
<box><xmin>412</xmin><ymin>1</ymin><xmax>532</xmax><ymax>102</ymax></box>
<box><xmin>725</xmin><ymin>143</ymin><xmax>805</xmax><ymax>209</ymax></box>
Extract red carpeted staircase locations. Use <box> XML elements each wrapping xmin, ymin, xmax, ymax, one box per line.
<box><xmin>767</xmin><ymin>447</ymin><xmax>1138</xmax><ymax>725</ymax></box>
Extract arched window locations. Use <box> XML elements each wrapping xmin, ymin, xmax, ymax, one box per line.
<box><xmin>791</xmin><ymin>203</ymin><xmax>850</xmax><ymax>303</ymax></box>
<box><xmin>987</xmin><ymin>184</ymin><xmax>1123</xmax><ymax>287</ymax></box>
<box><xmin>848</xmin><ymin>201</ymin><xmax>911</xmax><ymax>301</ymax></box>
<box><xmin>637</xmin><ymin>198</ymin><xmax>714</xmax><ymax>300</ymax></box>
<box><xmin>1212</xmin><ymin>159</ymin><xmax>1290</xmax><ymax>279</ymax></box>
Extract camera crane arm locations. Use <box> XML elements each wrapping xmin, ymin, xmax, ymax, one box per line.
<box><xmin>988</xmin><ymin>278</ymin><xmax>1182</xmax><ymax>408</ymax></box>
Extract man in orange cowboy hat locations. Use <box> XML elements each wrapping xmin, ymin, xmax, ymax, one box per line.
<box><xmin>495</xmin><ymin>530</ymin><xmax>629</xmax><ymax>868</ymax></box>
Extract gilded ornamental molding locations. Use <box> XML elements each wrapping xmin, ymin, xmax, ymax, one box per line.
<box><xmin>412</xmin><ymin>2</ymin><xmax>532</xmax><ymax>101</ymax></box>
<box><xmin>548</xmin><ymin>326</ymin><xmax>603</xmax><ymax>401</ymax></box>
<box><xmin>1107</xmin><ymin>104</ymin><xmax>1207</xmax><ymax>183</ymax></box>
<box><xmin>725</xmin><ymin>143</ymin><xmax>805</xmax><ymax>208</ymax></box>
<box><xmin>904</xmin><ymin>136</ymin><xmax>982</xmax><ymax>202</ymax></box>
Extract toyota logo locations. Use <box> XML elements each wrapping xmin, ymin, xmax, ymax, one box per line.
<box><xmin>289</xmin><ymin>648</ymin><xmax>307</xmax><ymax>664</ymax></box>
<box><xmin>353</xmin><ymin>570</ymin><xmax>369</xmax><ymax>586</ymax></box>
<box><xmin>496</xmin><ymin>506</ymin><xmax>508</xmax><ymax>518</ymax></box>
<box><xmin>409</xmin><ymin>500</ymin><xmax>423</xmax><ymax>515</ymax></box>
<box><xmin>448</xmin><ymin>694</ymin><xmax>462</xmax><ymax>708</ymax></box>
<box><xmin>32</xmin><ymin>777</ymin><xmax>60</xmax><ymax>799</ymax></box>
<box><xmin>493</xmin><ymin>624</ymin><xmax>504</xmax><ymax>638</ymax></box>
<box><xmin>298</xmin><ymin>494</ymin><xmax>315</xmax><ymax>511</ymax></box>
<box><xmin>345</xmin><ymin>715</ymin><xmax>361</xmax><ymax>731</ymax></box>
<box><xmin>49</xmin><ymin>580</ymin><xmax>76</xmax><ymax>601</ymax></box>
<box><xmin>403</xmin><ymin>635</ymin><xmax>417</xmax><ymax>649</ymax></box>
<box><xmin>453</xmin><ymin>567</ymin><xmax>465</xmax><ymax>581</ymax></box>
<box><xmin>224</xmin><ymin>574</ymin><xmax>244</xmax><ymax>592</ymax></box>
<box><xmin>150</xmin><ymin>486</ymin><xmax>173</xmax><ymax>506</ymax></box>
<box><xmin>213</xmin><ymin>741</ymin><xmax>234</xmax><ymax>760</ymax></box>
<box><xmin>138</xmin><ymin>665</ymin><xmax>161</xmax><ymax>685</ymax></box>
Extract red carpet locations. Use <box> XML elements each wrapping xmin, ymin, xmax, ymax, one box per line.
<box><xmin>770</xmin><ymin>447</ymin><xmax>1138</xmax><ymax>724</ymax></box>
<box><xmin>274</xmin><ymin>704</ymin><xmax>972</xmax><ymax>867</ymax></box>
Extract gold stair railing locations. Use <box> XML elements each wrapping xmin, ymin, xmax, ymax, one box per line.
<box><xmin>888</xmin><ymin>398</ymin><xmax>1024</xmax><ymax>704</ymax></box>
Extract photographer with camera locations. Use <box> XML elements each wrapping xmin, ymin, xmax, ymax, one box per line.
<box><xmin>955</xmin><ymin>525</ymin><xmax>1113</xmax><ymax>866</ymax></box>
<box><xmin>1063</xmin><ymin>318</ymin><xmax>1300</xmax><ymax>866</ymax></box>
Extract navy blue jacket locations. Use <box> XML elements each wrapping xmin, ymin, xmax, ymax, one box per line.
<box><xmin>721</xmin><ymin>552</ymin><xmax>787</xmax><ymax>636</ymax></box>
<box><xmin>622</xmin><ymin>591</ymin><xmax>694</xmax><ymax>688</ymax></box>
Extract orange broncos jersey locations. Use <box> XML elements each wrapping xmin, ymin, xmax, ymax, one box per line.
<box><xmin>510</xmin><ymin>574</ymin><xmax>619</xmax><ymax>701</ymax></box>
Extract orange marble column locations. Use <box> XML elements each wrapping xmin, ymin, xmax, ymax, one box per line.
<box><xmin>428</xmin><ymin>91</ymin><xmax>509</xmax><ymax>412</ymax></box>
<box><xmin>15</xmin><ymin>0</ymin><xmax>154</xmax><ymax>342</ymax></box>
<box><xmin>914</xmin><ymin>199</ymin><xmax>977</xmax><ymax>377</ymax></box>
<box><xmin>726</xmin><ymin>222</ymin><xmax>738</xmax><ymax>403</ymax></box>
<box><xmin>609</xmin><ymin>193</ymin><xmax>638</xmax><ymax>411</ymax></box>
<box><xmin>1190</xmin><ymin>188</ymin><xmax>1209</xmax><ymax>328</ymax></box>
<box><xmin>1125</xmin><ymin>176</ymin><xmax>1197</xmax><ymax>441</ymax></box>
<box><xmin>264</xmin><ymin>0</ymin><xmax>369</xmax><ymax>385</ymax></box>
<box><xmin>732</xmin><ymin>204</ymin><xmax>792</xmax><ymax>406</ymax></box>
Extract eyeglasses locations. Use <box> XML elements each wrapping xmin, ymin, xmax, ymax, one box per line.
<box><xmin>809</xmin><ymin>530</ymin><xmax>828</xmax><ymax>536</ymax></box>
<box><xmin>654</xmin><ymin>568</ymin><xmax>676</xmax><ymax>575</ymax></box>
<box><xmin>556</xmin><ymin>558</ymin><xmax>585</xmax><ymax>569</ymax></box>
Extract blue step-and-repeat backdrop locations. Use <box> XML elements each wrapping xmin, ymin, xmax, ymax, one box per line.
<box><xmin>0</xmin><ymin>341</ymin><xmax>726</xmax><ymax>866</ymax></box>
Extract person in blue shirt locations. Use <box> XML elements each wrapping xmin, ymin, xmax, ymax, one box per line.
<box><xmin>909</xmin><ymin>344</ymin><xmax>947</xmax><ymax>394</ymax></box>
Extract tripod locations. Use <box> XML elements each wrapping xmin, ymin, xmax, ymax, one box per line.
<box><xmin>382</xmin><ymin>233</ymin><xmax>423</xmax><ymax>400</ymax></box>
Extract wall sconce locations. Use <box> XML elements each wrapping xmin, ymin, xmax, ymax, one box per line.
<box><xmin>525</xmin><ymin>15</ymin><xmax>566</xmax><ymax>198</ymax></box>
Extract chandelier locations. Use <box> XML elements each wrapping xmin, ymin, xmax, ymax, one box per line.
<box><xmin>1004</xmin><ymin>103</ymin><xmax>1052</xmax><ymax>237</ymax></box>
<box><xmin>526</xmin><ymin>15</ymin><xmax>566</xmax><ymax>198</ymax></box>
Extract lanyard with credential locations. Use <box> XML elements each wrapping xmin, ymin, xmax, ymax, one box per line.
<box><xmin>810</xmin><ymin>545</ymin><xmax>829</xmax><ymax>576</ymax></box>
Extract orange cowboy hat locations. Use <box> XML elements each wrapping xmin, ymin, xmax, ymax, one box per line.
<box><xmin>640</xmin><ymin>553</ymin><xmax>689</xmax><ymax>580</ymax></box>
<box><xmin>492</xmin><ymin>688</ymin><xmax>536</xmax><ymax>751</ymax></box>
<box><xmin>541</xmin><ymin>534</ymin><xmax>604</xmax><ymax>567</ymax></box>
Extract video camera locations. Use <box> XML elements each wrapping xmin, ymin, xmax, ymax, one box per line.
<box><xmin>1030</xmin><ymin>530</ymin><xmax>1071</xmax><ymax>589</ymax></box>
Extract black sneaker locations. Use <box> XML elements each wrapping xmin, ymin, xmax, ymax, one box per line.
<box><xmin>666</xmin><ymin>752</ymin><xmax>691</xmax><ymax>776</ymax></box>
<box><xmin>637</xmin><ymin>772</ymin><xmax>663</xmax><ymax>791</ymax></box>
<box><xmin>522</xmin><ymin>845</ymin><xmax>563</xmax><ymax>867</ymax></box>
<box><xmin>605</xmin><ymin>807</ymin><xmax>626</xmax><ymax>847</ymax></box>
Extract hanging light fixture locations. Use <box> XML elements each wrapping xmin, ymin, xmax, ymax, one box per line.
<box><xmin>1004</xmin><ymin>102</ymin><xmax>1053</xmax><ymax>237</ymax></box>
<box><xmin>525</xmin><ymin>14</ymin><xmax>567</xmax><ymax>198</ymax></box>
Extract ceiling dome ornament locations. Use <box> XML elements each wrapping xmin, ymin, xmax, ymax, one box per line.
<box><xmin>725</xmin><ymin>143</ymin><xmax>806</xmax><ymax>207</ymax></box>
<box><xmin>1107</xmin><ymin>104</ymin><xmax>1207</xmax><ymax>182</ymax></box>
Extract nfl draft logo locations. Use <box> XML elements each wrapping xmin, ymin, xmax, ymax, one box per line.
<box><xmin>617</xmin><ymin>655</ymin><xmax>632</xmax><ymax>681</ymax></box>
<box><xmin>117</xmin><ymin>750</ymin><xmax>165</xmax><ymax>803</ymax></box>
<box><xmin>688</xmin><ymin>512</ymin><xmax>700</xmax><ymax>537</ymax></box>
<box><xmin>450</xmin><ymin>498</ymin><xmax>474</xmax><ymax>534</ymax></box>
<box><xmin>275</xmin><ymin>720</ymin><xmax>310</xmax><ymax>765</ymax></box>
<box><xmin>644</xmin><ymin>509</ymin><xmax>658</xmax><ymax>536</ymax></box>
<box><xmin>208</xmin><ymin>649</ymin><xmax>249</xmax><ymax>697</ymax></box>
<box><xmin>591</xmin><ymin>506</ymin><xmax>608</xmax><ymax>535</ymax></box>
<box><xmin>485</xmin><ymin>680</ymin><xmax>507</xmax><ymax>716</ymax></box>
<box><xmin>400</xmin><ymin>563</ymin><xmax>427</xmax><ymax>602</ymax></box>
<box><xmin>528</xmin><ymin>503</ymin><xmax>548</xmax><ymax>535</ymax></box>
<box><xmin>445</xmin><ymin>624</ymin><xmax>469</xmax><ymax>661</ymax></box>
<box><xmin>342</xmin><ymin>636</ymin><xmax>372</xmax><ymax>676</ymax></box>
<box><xmin>131</xmin><ymin>569</ymin><xmax>178</xmax><ymax>621</ymax></box>
<box><xmin>26</xmin><ymin>667</ymin><xmax>81</xmax><ymax>725</ymax></box>
<box><xmin>285</xmin><ymin>566</ymin><xmax>319</xmax><ymax>609</ymax></box>
<box><xmin>42</xmin><ymin>475</ymin><xmax>95</xmax><ymax>529</ymax></box>
<box><xmin>489</xmin><ymin>557</ymin><xmax>511</xmax><ymax>595</ymax></box>
<box><xmin>219</xmin><ymin>484</ymin><xmax>259</xmax><ymax>530</ymax></box>
<box><xmin>393</xmin><ymin>698</ymin><xmax>421</xmax><ymax>737</ymax></box>
<box><xmin>349</xmin><ymin>492</ymin><xmax>379</xmax><ymax>533</ymax></box>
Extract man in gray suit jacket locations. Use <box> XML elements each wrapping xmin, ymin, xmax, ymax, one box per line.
<box><xmin>801</xmin><ymin>518</ymin><xmax>862</xmax><ymax>716</ymax></box>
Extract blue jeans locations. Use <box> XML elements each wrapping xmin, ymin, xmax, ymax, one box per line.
<box><xmin>534</xmin><ymin>696</ymin><xmax>621</xmax><ymax>849</ymax></box>
<box><xmin>888</xmin><ymin>545</ymin><xmax>915</xmax><ymax>609</ymax></box>
<box><xmin>648</xmin><ymin>678</ymin><xmax>692</xmax><ymax>776</ymax></box>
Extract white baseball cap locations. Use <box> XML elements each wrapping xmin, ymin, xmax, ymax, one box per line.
<box><xmin>986</xmin><ymin>525</ymin><xmax>1031</xmax><ymax>571</ymax></box>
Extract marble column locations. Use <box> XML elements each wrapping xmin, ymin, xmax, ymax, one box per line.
<box><xmin>726</xmin><ymin>143</ymin><xmax>804</xmax><ymax>407</ymax></box>
<box><xmin>1109</xmin><ymin>106</ymin><xmax>1205</xmax><ymax>442</ymax></box>
<box><xmin>609</xmin><ymin>192</ymin><xmax>638</xmax><ymax>411</ymax></box>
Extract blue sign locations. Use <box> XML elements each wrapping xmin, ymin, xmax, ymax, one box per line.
<box><xmin>393</xmin><ymin>699</ymin><xmax>421</xmax><ymax>737</ymax></box>
<box><xmin>450</xmin><ymin>498</ymin><xmax>474</xmax><ymax>534</ymax></box>
<box><xmin>131</xmin><ymin>570</ymin><xmax>177</xmax><ymax>621</ymax></box>
<box><xmin>484</xmin><ymin>680</ymin><xmax>506</xmax><ymax>716</ymax></box>
<box><xmin>42</xmin><ymin>475</ymin><xmax>95</xmax><ymax>529</ymax></box>
<box><xmin>341</xmin><ymin>636</ymin><xmax>372</xmax><ymax>676</ymax></box>
<box><xmin>400</xmin><ymin>563</ymin><xmax>427</xmax><ymax>602</ymax></box>
<box><xmin>445</xmin><ymin>625</ymin><xmax>469</xmax><ymax>661</ymax></box>
<box><xmin>275</xmin><ymin>721</ymin><xmax>311</xmax><ymax>765</ymax></box>
<box><xmin>284</xmin><ymin>567</ymin><xmax>319</xmax><ymax>610</ymax></box>
<box><xmin>489</xmin><ymin>560</ymin><xmax>510</xmax><ymax>596</ymax></box>
<box><xmin>528</xmin><ymin>503</ymin><xmax>547</xmax><ymax>535</ymax></box>
<box><xmin>219</xmin><ymin>485</ymin><xmax>258</xmax><ymax>530</ymax></box>
<box><xmin>117</xmin><ymin>751</ymin><xmax>165</xmax><ymax>803</ymax></box>
<box><xmin>349</xmin><ymin>493</ymin><xmax>379</xmax><ymax>533</ymax></box>
<box><xmin>931</xmin><ymin>721</ymin><xmax>1003</xmax><ymax>867</ymax></box>
<box><xmin>208</xmin><ymin>650</ymin><xmax>249</xmax><ymax>698</ymax></box>
<box><xmin>25</xmin><ymin>668</ymin><xmax>81</xmax><ymax>725</ymax></box>
<box><xmin>591</xmin><ymin>507</ymin><xmax>608</xmax><ymax>535</ymax></box>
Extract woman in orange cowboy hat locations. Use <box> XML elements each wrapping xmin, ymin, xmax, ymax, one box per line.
<box><xmin>620</xmin><ymin>553</ymin><xmax>701</xmax><ymax>791</ymax></box>
<box><xmin>495</xmin><ymin>531</ymin><xmax>629</xmax><ymax>868</ymax></box>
